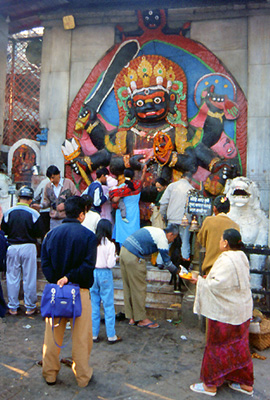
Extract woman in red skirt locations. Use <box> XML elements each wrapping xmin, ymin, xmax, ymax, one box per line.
<box><xmin>190</xmin><ymin>228</ymin><xmax>254</xmax><ymax>397</ymax></box>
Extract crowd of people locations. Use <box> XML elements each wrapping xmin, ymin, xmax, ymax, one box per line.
<box><xmin>0</xmin><ymin>165</ymin><xmax>255</xmax><ymax>395</ymax></box>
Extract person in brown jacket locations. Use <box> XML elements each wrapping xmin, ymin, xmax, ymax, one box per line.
<box><xmin>197</xmin><ymin>195</ymin><xmax>240</xmax><ymax>275</ymax></box>
<box><xmin>33</xmin><ymin>165</ymin><xmax>78</xmax><ymax>229</ymax></box>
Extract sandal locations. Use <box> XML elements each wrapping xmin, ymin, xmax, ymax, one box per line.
<box><xmin>137</xmin><ymin>321</ymin><xmax>159</xmax><ymax>329</ymax></box>
<box><xmin>190</xmin><ymin>383</ymin><xmax>217</xmax><ymax>396</ymax></box>
<box><xmin>228</xmin><ymin>383</ymin><xmax>254</xmax><ymax>396</ymax></box>
<box><xmin>60</xmin><ymin>358</ymin><xmax>73</xmax><ymax>368</ymax></box>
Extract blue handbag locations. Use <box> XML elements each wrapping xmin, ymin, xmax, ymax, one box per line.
<box><xmin>41</xmin><ymin>283</ymin><xmax>82</xmax><ymax>348</ymax></box>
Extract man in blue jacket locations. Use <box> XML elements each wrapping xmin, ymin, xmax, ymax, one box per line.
<box><xmin>41</xmin><ymin>196</ymin><xmax>97</xmax><ymax>387</ymax></box>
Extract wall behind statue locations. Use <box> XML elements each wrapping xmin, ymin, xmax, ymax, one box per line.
<box><xmin>39</xmin><ymin>14</ymin><xmax>270</xmax><ymax>210</ymax></box>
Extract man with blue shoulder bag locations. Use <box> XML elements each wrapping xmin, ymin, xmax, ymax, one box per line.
<box><xmin>41</xmin><ymin>196</ymin><xmax>97</xmax><ymax>387</ymax></box>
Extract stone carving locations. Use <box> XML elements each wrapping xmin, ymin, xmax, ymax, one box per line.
<box><xmin>65</xmin><ymin>9</ymin><xmax>247</xmax><ymax>207</ymax></box>
<box><xmin>189</xmin><ymin>74</ymin><xmax>241</xmax><ymax>195</ymax></box>
<box><xmin>224</xmin><ymin>176</ymin><xmax>268</xmax><ymax>289</ymax></box>
<box><xmin>12</xmin><ymin>144</ymin><xmax>36</xmax><ymax>186</ymax></box>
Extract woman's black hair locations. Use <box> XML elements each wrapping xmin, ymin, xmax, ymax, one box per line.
<box><xmin>156</xmin><ymin>177</ymin><xmax>168</xmax><ymax>187</ymax></box>
<box><xmin>213</xmin><ymin>195</ymin><xmax>230</xmax><ymax>214</ymax></box>
<box><xmin>96</xmin><ymin>218</ymin><xmax>113</xmax><ymax>246</ymax></box>
<box><xmin>124</xmin><ymin>168</ymin><xmax>135</xmax><ymax>191</ymax></box>
<box><xmin>81</xmin><ymin>194</ymin><xmax>93</xmax><ymax>212</ymax></box>
<box><xmin>223</xmin><ymin>228</ymin><xmax>243</xmax><ymax>250</ymax></box>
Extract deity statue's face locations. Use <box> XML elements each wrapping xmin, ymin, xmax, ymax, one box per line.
<box><xmin>129</xmin><ymin>88</ymin><xmax>170</xmax><ymax>124</ymax></box>
<box><xmin>142</xmin><ymin>9</ymin><xmax>161</xmax><ymax>29</ymax></box>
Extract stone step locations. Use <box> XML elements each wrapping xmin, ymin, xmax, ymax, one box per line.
<box><xmin>112</xmin><ymin>263</ymin><xmax>172</xmax><ymax>283</ymax></box>
<box><xmin>113</xmin><ymin>279</ymin><xmax>182</xmax><ymax>305</ymax></box>
<box><xmin>114</xmin><ymin>301</ymin><xmax>182</xmax><ymax>321</ymax></box>
<box><xmin>31</xmin><ymin>259</ymin><xmax>185</xmax><ymax>321</ymax></box>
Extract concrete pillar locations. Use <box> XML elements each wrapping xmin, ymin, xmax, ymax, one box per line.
<box><xmin>247</xmin><ymin>15</ymin><xmax>270</xmax><ymax>212</ymax></box>
<box><xmin>0</xmin><ymin>16</ymin><xmax>8</xmax><ymax>148</ymax></box>
<box><xmin>39</xmin><ymin>24</ymin><xmax>114</xmax><ymax>176</ymax></box>
<box><xmin>39</xmin><ymin>26</ymin><xmax>72</xmax><ymax>175</ymax></box>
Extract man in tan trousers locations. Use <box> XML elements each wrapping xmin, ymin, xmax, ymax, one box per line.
<box><xmin>41</xmin><ymin>196</ymin><xmax>97</xmax><ymax>387</ymax></box>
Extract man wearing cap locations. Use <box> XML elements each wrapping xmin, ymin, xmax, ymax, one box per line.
<box><xmin>1</xmin><ymin>186</ymin><xmax>44</xmax><ymax>315</ymax></box>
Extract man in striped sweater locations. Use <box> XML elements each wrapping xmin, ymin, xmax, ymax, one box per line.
<box><xmin>119</xmin><ymin>224</ymin><xmax>179</xmax><ymax>328</ymax></box>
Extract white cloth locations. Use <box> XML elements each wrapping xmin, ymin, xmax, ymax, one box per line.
<box><xmin>159</xmin><ymin>177</ymin><xmax>193</xmax><ymax>224</ymax></box>
<box><xmin>52</xmin><ymin>177</ymin><xmax>64</xmax><ymax>198</ymax></box>
<box><xmin>193</xmin><ymin>250</ymin><xmax>253</xmax><ymax>325</ymax></box>
<box><xmin>82</xmin><ymin>210</ymin><xmax>101</xmax><ymax>233</ymax></box>
<box><xmin>95</xmin><ymin>238</ymin><xmax>116</xmax><ymax>269</ymax></box>
<box><xmin>34</xmin><ymin>177</ymin><xmax>50</xmax><ymax>212</ymax></box>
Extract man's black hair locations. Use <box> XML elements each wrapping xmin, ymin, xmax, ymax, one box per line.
<box><xmin>46</xmin><ymin>165</ymin><xmax>60</xmax><ymax>179</ymax></box>
<box><xmin>65</xmin><ymin>196</ymin><xmax>86</xmax><ymax>219</ymax></box>
<box><xmin>96</xmin><ymin>167</ymin><xmax>109</xmax><ymax>179</ymax></box>
<box><xmin>164</xmin><ymin>224</ymin><xmax>179</xmax><ymax>235</ymax></box>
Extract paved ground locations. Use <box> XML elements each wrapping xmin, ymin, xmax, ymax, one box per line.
<box><xmin>0</xmin><ymin>308</ymin><xmax>270</xmax><ymax>400</ymax></box>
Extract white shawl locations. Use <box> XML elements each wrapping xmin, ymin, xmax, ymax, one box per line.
<box><xmin>193</xmin><ymin>250</ymin><xmax>253</xmax><ymax>325</ymax></box>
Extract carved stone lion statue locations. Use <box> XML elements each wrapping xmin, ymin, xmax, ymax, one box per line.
<box><xmin>224</xmin><ymin>176</ymin><xmax>268</xmax><ymax>289</ymax></box>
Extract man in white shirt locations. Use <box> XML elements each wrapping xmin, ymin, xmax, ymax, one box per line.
<box><xmin>33</xmin><ymin>165</ymin><xmax>78</xmax><ymax>229</ymax></box>
<box><xmin>159</xmin><ymin>172</ymin><xmax>193</xmax><ymax>260</ymax></box>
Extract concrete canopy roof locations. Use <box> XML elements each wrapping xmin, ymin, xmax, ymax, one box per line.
<box><xmin>0</xmin><ymin>0</ymin><xmax>268</xmax><ymax>34</ymax></box>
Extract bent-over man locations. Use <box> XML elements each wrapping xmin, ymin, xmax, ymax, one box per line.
<box><xmin>41</xmin><ymin>196</ymin><xmax>97</xmax><ymax>387</ymax></box>
<box><xmin>119</xmin><ymin>224</ymin><xmax>179</xmax><ymax>329</ymax></box>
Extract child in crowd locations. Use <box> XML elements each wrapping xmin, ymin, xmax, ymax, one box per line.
<box><xmin>90</xmin><ymin>219</ymin><xmax>122</xmax><ymax>344</ymax></box>
<box><xmin>110</xmin><ymin>168</ymin><xmax>144</xmax><ymax>223</ymax></box>
<box><xmin>81</xmin><ymin>194</ymin><xmax>101</xmax><ymax>233</ymax></box>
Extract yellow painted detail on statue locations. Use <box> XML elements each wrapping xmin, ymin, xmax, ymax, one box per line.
<box><xmin>84</xmin><ymin>156</ymin><xmax>92</xmax><ymax>172</ymax></box>
<box><xmin>105</xmin><ymin>131</ymin><xmax>127</xmax><ymax>155</ymax></box>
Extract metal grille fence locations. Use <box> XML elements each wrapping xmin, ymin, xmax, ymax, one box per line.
<box><xmin>3</xmin><ymin>29</ymin><xmax>43</xmax><ymax>146</ymax></box>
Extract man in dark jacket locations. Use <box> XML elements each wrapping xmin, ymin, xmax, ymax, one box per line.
<box><xmin>1</xmin><ymin>186</ymin><xmax>43</xmax><ymax>316</ymax></box>
<box><xmin>41</xmin><ymin>196</ymin><xmax>97</xmax><ymax>387</ymax></box>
